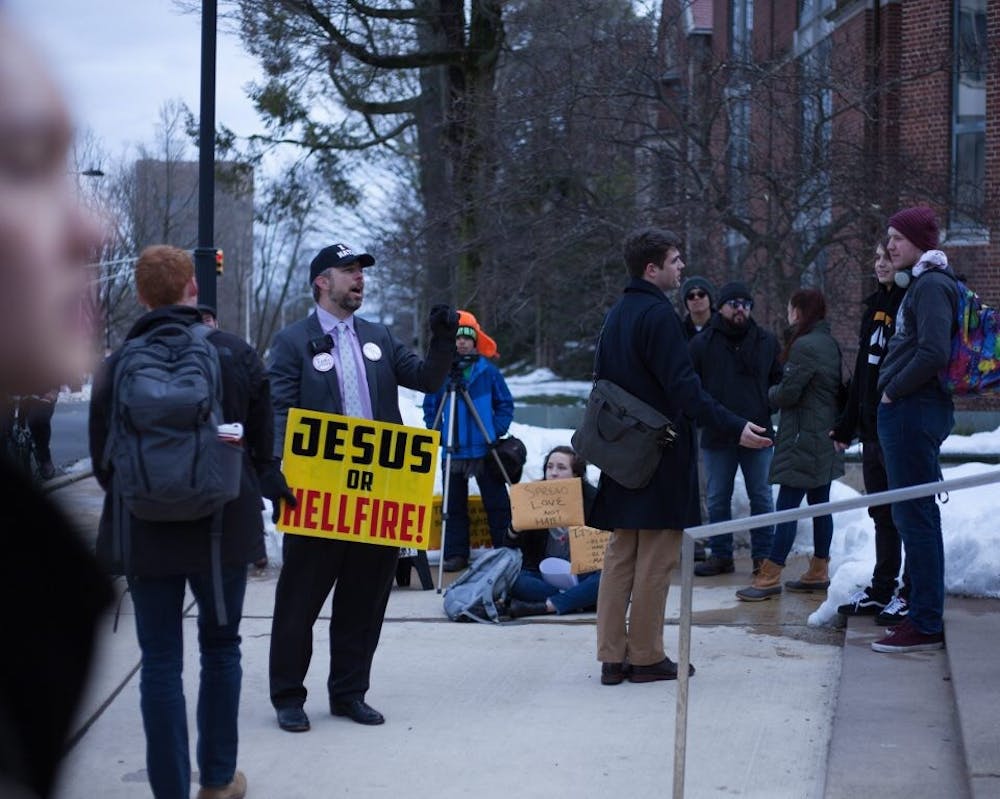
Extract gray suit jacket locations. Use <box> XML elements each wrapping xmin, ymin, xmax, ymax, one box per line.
<box><xmin>268</xmin><ymin>312</ymin><xmax>453</xmax><ymax>457</ymax></box>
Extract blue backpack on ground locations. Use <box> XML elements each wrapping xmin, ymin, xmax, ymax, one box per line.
<box><xmin>940</xmin><ymin>281</ymin><xmax>1000</xmax><ymax>395</ymax></box>
<box><xmin>443</xmin><ymin>548</ymin><xmax>523</xmax><ymax>623</ymax></box>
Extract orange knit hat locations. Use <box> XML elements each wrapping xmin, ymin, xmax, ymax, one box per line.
<box><xmin>456</xmin><ymin>310</ymin><xmax>498</xmax><ymax>359</ymax></box>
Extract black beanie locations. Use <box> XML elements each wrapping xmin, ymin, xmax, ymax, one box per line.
<box><xmin>680</xmin><ymin>276</ymin><xmax>716</xmax><ymax>307</ymax></box>
<box><xmin>717</xmin><ymin>281</ymin><xmax>752</xmax><ymax>306</ymax></box>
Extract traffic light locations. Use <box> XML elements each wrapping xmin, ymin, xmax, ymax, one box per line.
<box><xmin>215</xmin><ymin>249</ymin><xmax>224</xmax><ymax>276</ymax></box>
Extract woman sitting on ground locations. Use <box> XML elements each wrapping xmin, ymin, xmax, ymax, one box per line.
<box><xmin>504</xmin><ymin>446</ymin><xmax>600</xmax><ymax>618</ymax></box>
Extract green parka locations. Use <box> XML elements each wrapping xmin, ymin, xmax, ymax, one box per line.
<box><xmin>768</xmin><ymin>319</ymin><xmax>845</xmax><ymax>489</ymax></box>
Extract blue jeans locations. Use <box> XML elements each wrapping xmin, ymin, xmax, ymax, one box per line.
<box><xmin>703</xmin><ymin>446</ymin><xmax>775</xmax><ymax>560</ymax></box>
<box><xmin>769</xmin><ymin>484</ymin><xmax>832</xmax><ymax>566</ymax></box>
<box><xmin>878</xmin><ymin>390</ymin><xmax>953</xmax><ymax>634</ymax></box>
<box><xmin>510</xmin><ymin>569</ymin><xmax>601</xmax><ymax>614</ymax></box>
<box><xmin>129</xmin><ymin>566</ymin><xmax>247</xmax><ymax>799</ymax></box>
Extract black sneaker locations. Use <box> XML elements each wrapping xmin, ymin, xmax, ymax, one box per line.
<box><xmin>694</xmin><ymin>556</ymin><xmax>734</xmax><ymax>577</ymax></box>
<box><xmin>836</xmin><ymin>588</ymin><xmax>887</xmax><ymax>617</ymax></box>
<box><xmin>694</xmin><ymin>540</ymin><xmax>707</xmax><ymax>562</ymax></box>
<box><xmin>876</xmin><ymin>595</ymin><xmax>909</xmax><ymax>626</ymax></box>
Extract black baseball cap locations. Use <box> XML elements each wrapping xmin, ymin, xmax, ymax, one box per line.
<box><xmin>309</xmin><ymin>243</ymin><xmax>375</xmax><ymax>284</ymax></box>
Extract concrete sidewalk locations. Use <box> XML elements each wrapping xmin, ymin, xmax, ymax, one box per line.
<box><xmin>48</xmin><ymin>479</ymin><xmax>995</xmax><ymax>798</ymax></box>
<box><xmin>54</xmin><ymin>560</ymin><xmax>842</xmax><ymax>799</ymax></box>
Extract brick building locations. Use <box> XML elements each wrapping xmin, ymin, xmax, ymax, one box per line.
<box><xmin>655</xmin><ymin>0</ymin><xmax>997</xmax><ymax>417</ymax></box>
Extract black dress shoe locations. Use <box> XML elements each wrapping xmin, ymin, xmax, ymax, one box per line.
<box><xmin>331</xmin><ymin>699</ymin><xmax>385</xmax><ymax>725</ymax></box>
<box><xmin>276</xmin><ymin>706</ymin><xmax>310</xmax><ymax>732</ymax></box>
<box><xmin>442</xmin><ymin>556</ymin><xmax>468</xmax><ymax>572</ymax></box>
<box><xmin>601</xmin><ymin>662</ymin><xmax>629</xmax><ymax>685</ymax></box>
<box><xmin>508</xmin><ymin>599</ymin><xmax>549</xmax><ymax>619</ymax></box>
<box><xmin>628</xmin><ymin>657</ymin><xmax>696</xmax><ymax>683</ymax></box>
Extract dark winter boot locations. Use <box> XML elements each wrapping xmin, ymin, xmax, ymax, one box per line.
<box><xmin>785</xmin><ymin>556</ymin><xmax>830</xmax><ymax>592</ymax></box>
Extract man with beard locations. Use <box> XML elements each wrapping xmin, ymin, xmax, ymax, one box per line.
<box><xmin>267</xmin><ymin>243</ymin><xmax>457</xmax><ymax>731</ymax></box>
<box><xmin>690</xmin><ymin>282</ymin><xmax>783</xmax><ymax>577</ymax></box>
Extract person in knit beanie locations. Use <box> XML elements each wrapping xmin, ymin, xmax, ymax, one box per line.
<box><xmin>887</xmin><ymin>206</ymin><xmax>939</xmax><ymax>254</ymax></box>
<box><xmin>870</xmin><ymin>206</ymin><xmax>958</xmax><ymax>655</ymax></box>
<box><xmin>680</xmin><ymin>276</ymin><xmax>716</xmax><ymax>340</ymax></box>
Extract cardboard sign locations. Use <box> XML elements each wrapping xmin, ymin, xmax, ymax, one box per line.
<box><xmin>279</xmin><ymin>409</ymin><xmax>440</xmax><ymax>549</ymax></box>
<box><xmin>428</xmin><ymin>495</ymin><xmax>494</xmax><ymax>550</ymax></box>
<box><xmin>569</xmin><ymin>525</ymin><xmax>612</xmax><ymax>574</ymax></box>
<box><xmin>509</xmin><ymin>478</ymin><xmax>585</xmax><ymax>531</ymax></box>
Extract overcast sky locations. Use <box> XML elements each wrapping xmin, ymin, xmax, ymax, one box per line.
<box><xmin>7</xmin><ymin>0</ymin><xmax>264</xmax><ymax>161</ymax></box>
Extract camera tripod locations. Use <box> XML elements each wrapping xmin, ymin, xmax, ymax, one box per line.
<box><xmin>430</xmin><ymin>359</ymin><xmax>513</xmax><ymax>592</ymax></box>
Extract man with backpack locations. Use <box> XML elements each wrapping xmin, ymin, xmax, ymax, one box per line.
<box><xmin>872</xmin><ymin>207</ymin><xmax>958</xmax><ymax>654</ymax></box>
<box><xmin>267</xmin><ymin>243</ymin><xmax>457</xmax><ymax>732</ymax></box>
<box><xmin>90</xmin><ymin>245</ymin><xmax>287</xmax><ymax>799</ymax></box>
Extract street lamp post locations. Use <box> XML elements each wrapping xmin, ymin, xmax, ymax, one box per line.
<box><xmin>194</xmin><ymin>0</ymin><xmax>219</xmax><ymax>311</ymax></box>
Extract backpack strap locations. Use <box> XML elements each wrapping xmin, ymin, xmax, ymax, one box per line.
<box><xmin>209</xmin><ymin>510</ymin><xmax>227</xmax><ymax>627</ymax></box>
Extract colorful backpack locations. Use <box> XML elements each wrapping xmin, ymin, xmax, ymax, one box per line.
<box><xmin>939</xmin><ymin>281</ymin><xmax>1000</xmax><ymax>395</ymax></box>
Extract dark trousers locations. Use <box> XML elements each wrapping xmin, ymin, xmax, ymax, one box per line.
<box><xmin>129</xmin><ymin>566</ymin><xmax>247</xmax><ymax>799</ymax></box>
<box><xmin>878</xmin><ymin>390</ymin><xmax>953</xmax><ymax>635</ymax></box>
<box><xmin>269</xmin><ymin>534</ymin><xmax>398</xmax><ymax>710</ymax></box>
<box><xmin>443</xmin><ymin>460</ymin><xmax>511</xmax><ymax>558</ymax></box>
<box><xmin>862</xmin><ymin>439</ymin><xmax>909</xmax><ymax>602</ymax></box>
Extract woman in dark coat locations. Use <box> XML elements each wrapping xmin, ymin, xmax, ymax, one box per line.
<box><xmin>504</xmin><ymin>446</ymin><xmax>600</xmax><ymax>617</ymax></box>
<box><xmin>737</xmin><ymin>288</ymin><xmax>845</xmax><ymax>601</ymax></box>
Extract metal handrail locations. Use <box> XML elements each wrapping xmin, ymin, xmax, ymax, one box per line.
<box><xmin>672</xmin><ymin>466</ymin><xmax>1000</xmax><ymax>799</ymax></box>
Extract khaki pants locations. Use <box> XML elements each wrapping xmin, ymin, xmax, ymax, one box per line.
<box><xmin>596</xmin><ymin>528</ymin><xmax>682</xmax><ymax>666</ymax></box>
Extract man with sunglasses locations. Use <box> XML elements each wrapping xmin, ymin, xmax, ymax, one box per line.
<box><xmin>690</xmin><ymin>282</ymin><xmax>782</xmax><ymax>577</ymax></box>
<box><xmin>680</xmin><ymin>277</ymin><xmax>716</xmax><ymax>340</ymax></box>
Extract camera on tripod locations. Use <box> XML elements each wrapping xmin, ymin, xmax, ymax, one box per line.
<box><xmin>449</xmin><ymin>351</ymin><xmax>478</xmax><ymax>379</ymax></box>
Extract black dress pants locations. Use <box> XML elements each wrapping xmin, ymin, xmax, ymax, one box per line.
<box><xmin>269</xmin><ymin>534</ymin><xmax>398</xmax><ymax>709</ymax></box>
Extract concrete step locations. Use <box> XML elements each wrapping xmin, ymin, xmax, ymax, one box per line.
<box><xmin>944</xmin><ymin>597</ymin><xmax>1000</xmax><ymax>799</ymax></box>
<box><xmin>825</xmin><ymin>615</ymin><xmax>969</xmax><ymax>798</ymax></box>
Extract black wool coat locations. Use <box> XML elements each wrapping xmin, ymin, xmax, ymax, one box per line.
<box><xmin>588</xmin><ymin>279</ymin><xmax>746</xmax><ymax>531</ymax></box>
<box><xmin>689</xmin><ymin>315</ymin><xmax>782</xmax><ymax>447</ymax></box>
<box><xmin>91</xmin><ymin>306</ymin><xmax>274</xmax><ymax>577</ymax></box>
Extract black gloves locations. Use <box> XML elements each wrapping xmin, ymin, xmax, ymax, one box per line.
<box><xmin>428</xmin><ymin>304</ymin><xmax>459</xmax><ymax>339</ymax></box>
<box><xmin>258</xmin><ymin>463</ymin><xmax>298</xmax><ymax>524</ymax></box>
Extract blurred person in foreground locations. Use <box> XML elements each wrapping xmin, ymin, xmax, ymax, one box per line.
<box><xmin>0</xmin><ymin>13</ymin><xmax>112</xmax><ymax>799</ymax></box>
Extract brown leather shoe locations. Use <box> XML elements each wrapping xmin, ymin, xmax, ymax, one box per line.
<box><xmin>628</xmin><ymin>657</ymin><xmax>696</xmax><ymax>683</ymax></box>
<box><xmin>601</xmin><ymin>662</ymin><xmax>628</xmax><ymax>685</ymax></box>
<box><xmin>196</xmin><ymin>770</ymin><xmax>246</xmax><ymax>799</ymax></box>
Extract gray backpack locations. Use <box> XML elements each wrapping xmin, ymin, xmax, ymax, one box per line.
<box><xmin>443</xmin><ymin>548</ymin><xmax>523</xmax><ymax>623</ymax></box>
<box><xmin>103</xmin><ymin>321</ymin><xmax>241</xmax><ymax>624</ymax></box>
<box><xmin>103</xmin><ymin>322</ymin><xmax>240</xmax><ymax>521</ymax></box>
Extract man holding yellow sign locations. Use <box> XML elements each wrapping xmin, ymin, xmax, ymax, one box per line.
<box><xmin>267</xmin><ymin>242</ymin><xmax>457</xmax><ymax>732</ymax></box>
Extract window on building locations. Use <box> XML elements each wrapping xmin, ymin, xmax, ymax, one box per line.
<box><xmin>952</xmin><ymin>0</ymin><xmax>988</xmax><ymax>231</ymax></box>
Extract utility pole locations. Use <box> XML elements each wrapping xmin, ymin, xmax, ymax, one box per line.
<box><xmin>193</xmin><ymin>0</ymin><xmax>218</xmax><ymax>311</ymax></box>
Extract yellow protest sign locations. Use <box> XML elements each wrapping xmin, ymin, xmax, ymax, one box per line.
<box><xmin>279</xmin><ymin>408</ymin><xmax>440</xmax><ymax>549</ymax></box>
<box><xmin>427</xmin><ymin>495</ymin><xmax>494</xmax><ymax>550</ymax></box>
<box><xmin>569</xmin><ymin>525</ymin><xmax>612</xmax><ymax>574</ymax></box>
<box><xmin>509</xmin><ymin>477</ymin><xmax>585</xmax><ymax>531</ymax></box>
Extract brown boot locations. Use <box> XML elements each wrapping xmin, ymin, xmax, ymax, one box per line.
<box><xmin>735</xmin><ymin>559</ymin><xmax>783</xmax><ymax>601</ymax></box>
<box><xmin>785</xmin><ymin>556</ymin><xmax>830</xmax><ymax>592</ymax></box>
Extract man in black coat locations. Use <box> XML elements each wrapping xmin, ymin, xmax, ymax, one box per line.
<box><xmin>267</xmin><ymin>243</ymin><xmax>457</xmax><ymax>731</ymax></box>
<box><xmin>690</xmin><ymin>281</ymin><xmax>782</xmax><ymax>578</ymax></box>
<box><xmin>589</xmin><ymin>228</ymin><xmax>771</xmax><ymax>685</ymax></box>
<box><xmin>90</xmin><ymin>245</ymin><xmax>281</xmax><ymax>799</ymax></box>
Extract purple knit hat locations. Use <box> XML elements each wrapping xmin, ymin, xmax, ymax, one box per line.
<box><xmin>888</xmin><ymin>206</ymin><xmax>940</xmax><ymax>252</ymax></box>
